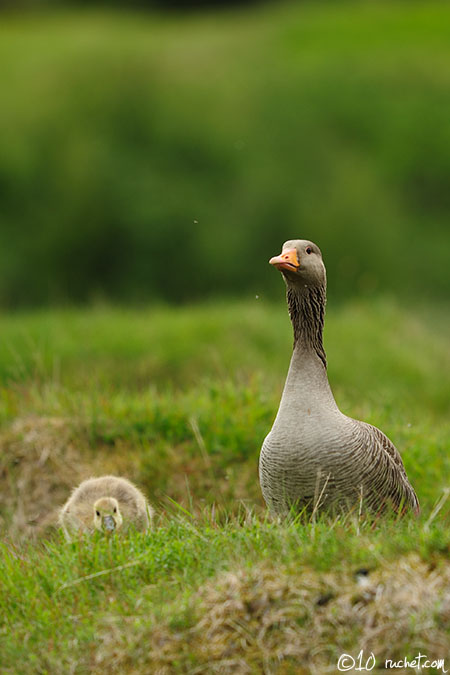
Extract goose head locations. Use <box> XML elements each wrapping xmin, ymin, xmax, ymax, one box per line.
<box><xmin>93</xmin><ymin>497</ymin><xmax>123</xmax><ymax>533</ymax></box>
<box><xmin>269</xmin><ymin>239</ymin><xmax>326</xmax><ymax>290</ymax></box>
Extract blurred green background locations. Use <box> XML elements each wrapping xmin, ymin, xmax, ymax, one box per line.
<box><xmin>0</xmin><ymin>0</ymin><xmax>449</xmax><ymax>307</ymax></box>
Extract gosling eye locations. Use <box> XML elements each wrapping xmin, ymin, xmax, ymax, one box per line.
<box><xmin>113</xmin><ymin>507</ymin><xmax>117</xmax><ymax>513</ymax></box>
<box><xmin>96</xmin><ymin>511</ymin><xmax>100</xmax><ymax>517</ymax></box>
<box><xmin>306</xmin><ymin>247</ymin><xmax>312</xmax><ymax>254</ymax></box>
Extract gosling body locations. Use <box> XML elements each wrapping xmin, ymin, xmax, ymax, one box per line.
<box><xmin>59</xmin><ymin>475</ymin><xmax>153</xmax><ymax>540</ymax></box>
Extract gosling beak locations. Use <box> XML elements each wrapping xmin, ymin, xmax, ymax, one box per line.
<box><xmin>269</xmin><ymin>248</ymin><xmax>299</xmax><ymax>271</ymax></box>
<box><xmin>102</xmin><ymin>515</ymin><xmax>116</xmax><ymax>532</ymax></box>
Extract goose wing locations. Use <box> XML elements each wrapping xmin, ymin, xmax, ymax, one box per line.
<box><xmin>358</xmin><ymin>421</ymin><xmax>420</xmax><ymax>515</ymax></box>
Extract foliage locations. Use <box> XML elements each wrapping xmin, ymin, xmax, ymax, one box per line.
<box><xmin>0</xmin><ymin>2</ymin><xmax>450</xmax><ymax>306</ymax></box>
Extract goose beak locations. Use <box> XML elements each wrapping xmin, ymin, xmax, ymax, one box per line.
<box><xmin>269</xmin><ymin>248</ymin><xmax>300</xmax><ymax>271</ymax></box>
<box><xmin>102</xmin><ymin>515</ymin><xmax>116</xmax><ymax>532</ymax></box>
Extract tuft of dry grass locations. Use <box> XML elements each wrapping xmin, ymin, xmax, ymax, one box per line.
<box><xmin>93</xmin><ymin>554</ymin><xmax>450</xmax><ymax>674</ymax></box>
<box><xmin>0</xmin><ymin>416</ymin><xmax>80</xmax><ymax>537</ymax></box>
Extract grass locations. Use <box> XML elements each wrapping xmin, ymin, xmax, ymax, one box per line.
<box><xmin>1</xmin><ymin>519</ymin><xmax>449</xmax><ymax>673</ymax></box>
<box><xmin>0</xmin><ymin>298</ymin><xmax>449</xmax><ymax>672</ymax></box>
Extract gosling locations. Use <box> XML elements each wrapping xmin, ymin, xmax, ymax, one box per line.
<box><xmin>59</xmin><ymin>475</ymin><xmax>153</xmax><ymax>540</ymax></box>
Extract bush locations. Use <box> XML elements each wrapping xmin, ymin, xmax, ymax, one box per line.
<box><xmin>0</xmin><ymin>2</ymin><xmax>449</xmax><ymax>306</ymax></box>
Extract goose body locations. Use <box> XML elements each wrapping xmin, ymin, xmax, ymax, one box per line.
<box><xmin>59</xmin><ymin>475</ymin><xmax>153</xmax><ymax>540</ymax></box>
<box><xmin>259</xmin><ymin>240</ymin><xmax>419</xmax><ymax>516</ymax></box>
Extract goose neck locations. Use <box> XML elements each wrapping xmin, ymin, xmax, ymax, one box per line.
<box><xmin>287</xmin><ymin>284</ymin><xmax>327</xmax><ymax>369</ymax></box>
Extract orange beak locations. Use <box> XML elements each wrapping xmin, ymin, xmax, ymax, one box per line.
<box><xmin>269</xmin><ymin>248</ymin><xmax>300</xmax><ymax>272</ymax></box>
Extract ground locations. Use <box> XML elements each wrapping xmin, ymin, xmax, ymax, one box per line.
<box><xmin>0</xmin><ymin>299</ymin><xmax>449</xmax><ymax>673</ymax></box>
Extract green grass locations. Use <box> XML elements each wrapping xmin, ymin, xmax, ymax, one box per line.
<box><xmin>1</xmin><ymin>518</ymin><xmax>449</xmax><ymax>673</ymax></box>
<box><xmin>0</xmin><ymin>299</ymin><xmax>449</xmax><ymax>672</ymax></box>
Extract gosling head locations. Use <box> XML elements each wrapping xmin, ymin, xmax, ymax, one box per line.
<box><xmin>93</xmin><ymin>497</ymin><xmax>123</xmax><ymax>533</ymax></box>
<box><xmin>269</xmin><ymin>239</ymin><xmax>326</xmax><ymax>290</ymax></box>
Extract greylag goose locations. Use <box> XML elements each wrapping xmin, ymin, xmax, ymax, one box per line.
<box><xmin>59</xmin><ymin>475</ymin><xmax>153</xmax><ymax>540</ymax></box>
<box><xmin>259</xmin><ymin>240</ymin><xmax>419</xmax><ymax>516</ymax></box>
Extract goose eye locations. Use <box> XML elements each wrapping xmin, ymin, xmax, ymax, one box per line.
<box><xmin>113</xmin><ymin>507</ymin><xmax>117</xmax><ymax>513</ymax></box>
<box><xmin>96</xmin><ymin>511</ymin><xmax>100</xmax><ymax>517</ymax></box>
<box><xmin>306</xmin><ymin>247</ymin><xmax>312</xmax><ymax>254</ymax></box>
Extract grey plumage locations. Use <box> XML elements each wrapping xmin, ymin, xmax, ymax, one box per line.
<box><xmin>259</xmin><ymin>239</ymin><xmax>419</xmax><ymax>516</ymax></box>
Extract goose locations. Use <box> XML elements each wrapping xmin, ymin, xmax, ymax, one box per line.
<box><xmin>259</xmin><ymin>239</ymin><xmax>419</xmax><ymax>517</ymax></box>
<box><xmin>59</xmin><ymin>475</ymin><xmax>154</xmax><ymax>540</ymax></box>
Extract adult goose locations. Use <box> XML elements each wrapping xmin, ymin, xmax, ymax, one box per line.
<box><xmin>259</xmin><ymin>239</ymin><xmax>419</xmax><ymax>517</ymax></box>
<box><xmin>59</xmin><ymin>475</ymin><xmax>153</xmax><ymax>540</ymax></box>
